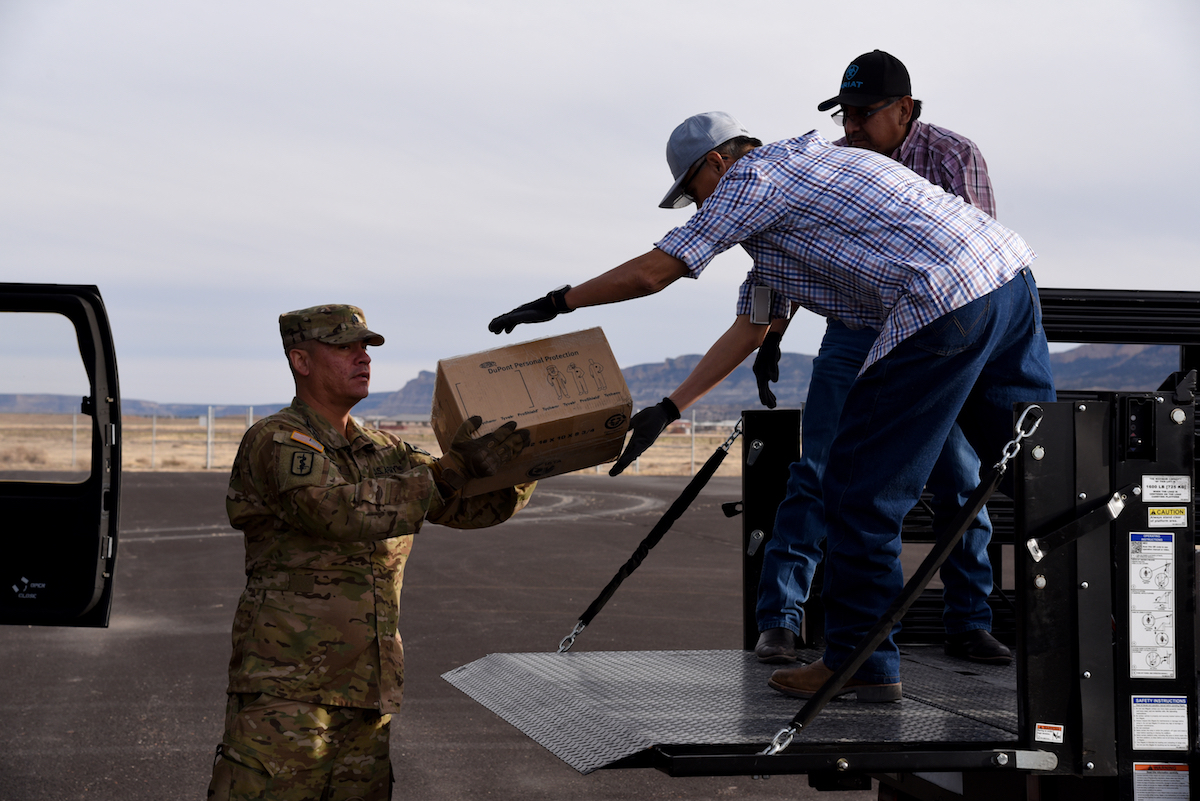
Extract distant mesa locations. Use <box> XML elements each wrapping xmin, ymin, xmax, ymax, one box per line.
<box><xmin>0</xmin><ymin>395</ymin><xmax>295</xmax><ymax>419</ymax></box>
<box><xmin>0</xmin><ymin>345</ymin><xmax>1182</xmax><ymax>421</ymax></box>
<box><xmin>356</xmin><ymin>370</ymin><xmax>438</xmax><ymax>417</ymax></box>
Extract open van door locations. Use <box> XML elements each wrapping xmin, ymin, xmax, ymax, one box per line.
<box><xmin>0</xmin><ymin>284</ymin><xmax>120</xmax><ymax>627</ymax></box>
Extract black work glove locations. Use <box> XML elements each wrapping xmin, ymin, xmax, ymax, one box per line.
<box><xmin>436</xmin><ymin>416</ymin><xmax>531</xmax><ymax>491</ymax></box>
<box><xmin>488</xmin><ymin>285</ymin><xmax>573</xmax><ymax>334</ymax></box>
<box><xmin>609</xmin><ymin>398</ymin><xmax>681</xmax><ymax>476</ymax></box>
<box><xmin>752</xmin><ymin>331</ymin><xmax>783</xmax><ymax>409</ymax></box>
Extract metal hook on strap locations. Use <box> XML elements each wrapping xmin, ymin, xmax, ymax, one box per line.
<box><xmin>994</xmin><ymin>404</ymin><xmax>1043</xmax><ymax>473</ymax></box>
<box><xmin>558</xmin><ymin>620</ymin><xmax>586</xmax><ymax>653</ymax></box>
<box><xmin>761</xmin><ymin>725</ymin><xmax>798</xmax><ymax>756</ymax></box>
<box><xmin>722</xmin><ymin>418</ymin><xmax>745</xmax><ymax>453</ymax></box>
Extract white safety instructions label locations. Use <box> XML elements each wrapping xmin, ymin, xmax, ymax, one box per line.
<box><xmin>1133</xmin><ymin>762</ymin><xmax>1189</xmax><ymax>800</ymax></box>
<box><xmin>1034</xmin><ymin>722</ymin><xmax>1064</xmax><ymax>743</ymax></box>
<box><xmin>1141</xmin><ymin>475</ymin><xmax>1190</xmax><ymax>503</ymax></box>
<box><xmin>1147</xmin><ymin>507</ymin><xmax>1187</xmax><ymax>529</ymax></box>
<box><xmin>1131</xmin><ymin>697</ymin><xmax>1189</xmax><ymax>751</ymax></box>
<box><xmin>1129</xmin><ymin>533</ymin><xmax>1175</xmax><ymax>679</ymax></box>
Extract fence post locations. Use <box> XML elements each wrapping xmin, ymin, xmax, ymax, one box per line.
<box><xmin>151</xmin><ymin>413</ymin><xmax>157</xmax><ymax>470</ymax></box>
<box><xmin>635</xmin><ymin>404</ymin><xmax>641</xmax><ymax>474</ymax></box>
<box><xmin>690</xmin><ymin>409</ymin><xmax>696</xmax><ymax>477</ymax></box>
<box><xmin>206</xmin><ymin>406</ymin><xmax>214</xmax><ymax>469</ymax></box>
<box><xmin>246</xmin><ymin>406</ymin><xmax>253</xmax><ymax>429</ymax></box>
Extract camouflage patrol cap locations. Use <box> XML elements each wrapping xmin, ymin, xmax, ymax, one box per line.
<box><xmin>279</xmin><ymin>304</ymin><xmax>385</xmax><ymax>349</ymax></box>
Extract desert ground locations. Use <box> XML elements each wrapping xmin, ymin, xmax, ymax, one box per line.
<box><xmin>0</xmin><ymin>413</ymin><xmax>744</xmax><ymax>478</ymax></box>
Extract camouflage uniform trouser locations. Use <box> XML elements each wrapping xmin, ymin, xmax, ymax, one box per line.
<box><xmin>207</xmin><ymin>692</ymin><xmax>392</xmax><ymax>801</ymax></box>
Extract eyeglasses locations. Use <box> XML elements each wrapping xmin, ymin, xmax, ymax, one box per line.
<box><xmin>680</xmin><ymin>157</ymin><xmax>709</xmax><ymax>203</ymax></box>
<box><xmin>681</xmin><ymin>152</ymin><xmax>728</xmax><ymax>203</ymax></box>
<box><xmin>831</xmin><ymin>97</ymin><xmax>901</xmax><ymax>127</ymax></box>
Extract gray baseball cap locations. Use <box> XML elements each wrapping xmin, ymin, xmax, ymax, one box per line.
<box><xmin>659</xmin><ymin>111</ymin><xmax>751</xmax><ymax>209</ymax></box>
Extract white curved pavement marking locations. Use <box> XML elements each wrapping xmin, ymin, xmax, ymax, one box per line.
<box><xmin>120</xmin><ymin>524</ymin><xmax>239</xmax><ymax>542</ymax></box>
<box><xmin>514</xmin><ymin>489</ymin><xmax>664</xmax><ymax>524</ymax></box>
<box><xmin>117</xmin><ymin>490</ymin><xmax>666</xmax><ymax>540</ymax></box>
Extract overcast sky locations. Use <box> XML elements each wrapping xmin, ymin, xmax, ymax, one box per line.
<box><xmin>2</xmin><ymin>0</ymin><xmax>1197</xmax><ymax>405</ymax></box>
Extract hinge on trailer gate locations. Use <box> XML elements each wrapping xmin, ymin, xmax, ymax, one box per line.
<box><xmin>1158</xmin><ymin>369</ymin><xmax>1196</xmax><ymax>405</ymax></box>
<box><xmin>1025</xmin><ymin>483</ymin><xmax>1137</xmax><ymax>562</ymax></box>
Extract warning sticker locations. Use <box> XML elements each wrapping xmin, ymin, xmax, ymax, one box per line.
<box><xmin>1129</xmin><ymin>533</ymin><xmax>1175</xmax><ymax>679</ymax></box>
<box><xmin>1141</xmin><ymin>475</ymin><xmax>1190</xmax><ymax>503</ymax></box>
<box><xmin>1131</xmin><ymin>697</ymin><xmax>1189</xmax><ymax>751</ymax></box>
<box><xmin>1147</xmin><ymin>507</ymin><xmax>1187</xmax><ymax>529</ymax></box>
<box><xmin>1133</xmin><ymin>762</ymin><xmax>1189</xmax><ymax>800</ymax></box>
<box><xmin>1034</xmin><ymin>722</ymin><xmax>1064</xmax><ymax>743</ymax></box>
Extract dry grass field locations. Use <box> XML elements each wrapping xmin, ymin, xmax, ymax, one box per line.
<box><xmin>0</xmin><ymin>413</ymin><xmax>744</xmax><ymax>478</ymax></box>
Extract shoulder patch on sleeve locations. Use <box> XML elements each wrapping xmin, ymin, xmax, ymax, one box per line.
<box><xmin>290</xmin><ymin>431</ymin><xmax>325</xmax><ymax>453</ymax></box>
<box><xmin>291</xmin><ymin>450</ymin><xmax>316</xmax><ymax>476</ymax></box>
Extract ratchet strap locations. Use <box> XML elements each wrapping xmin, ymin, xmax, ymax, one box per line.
<box><xmin>558</xmin><ymin>420</ymin><xmax>744</xmax><ymax>652</ymax></box>
<box><xmin>764</xmin><ymin>405</ymin><xmax>1044</xmax><ymax>755</ymax></box>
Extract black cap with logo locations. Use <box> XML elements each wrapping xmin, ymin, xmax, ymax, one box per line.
<box><xmin>817</xmin><ymin>50</ymin><xmax>912</xmax><ymax>112</ymax></box>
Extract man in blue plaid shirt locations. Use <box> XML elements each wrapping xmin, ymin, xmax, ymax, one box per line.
<box><xmin>750</xmin><ymin>51</ymin><xmax>1008</xmax><ymax>671</ymax></box>
<box><xmin>489</xmin><ymin>112</ymin><xmax>1055</xmax><ymax>702</ymax></box>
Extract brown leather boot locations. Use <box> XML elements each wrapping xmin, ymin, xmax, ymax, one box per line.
<box><xmin>768</xmin><ymin>658</ymin><xmax>902</xmax><ymax>703</ymax></box>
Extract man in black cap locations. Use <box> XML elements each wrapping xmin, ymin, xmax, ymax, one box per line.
<box><xmin>816</xmin><ymin>49</ymin><xmax>993</xmax><ymax>210</ymax></box>
<box><xmin>754</xmin><ymin>50</ymin><xmax>1010</xmax><ymax>677</ymax></box>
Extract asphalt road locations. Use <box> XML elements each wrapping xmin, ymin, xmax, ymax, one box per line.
<box><xmin>0</xmin><ymin>471</ymin><xmax>877</xmax><ymax>801</ymax></box>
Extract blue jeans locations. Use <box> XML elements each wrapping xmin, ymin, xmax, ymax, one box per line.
<box><xmin>821</xmin><ymin>269</ymin><xmax>1055</xmax><ymax>683</ymax></box>
<box><xmin>757</xmin><ymin>322</ymin><xmax>995</xmax><ymax>638</ymax></box>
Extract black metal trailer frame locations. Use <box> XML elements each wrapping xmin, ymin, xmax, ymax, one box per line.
<box><xmin>445</xmin><ymin>288</ymin><xmax>1200</xmax><ymax>800</ymax></box>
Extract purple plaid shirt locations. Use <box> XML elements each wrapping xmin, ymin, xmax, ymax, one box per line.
<box><xmin>837</xmin><ymin>120</ymin><xmax>996</xmax><ymax>218</ymax></box>
<box><xmin>653</xmin><ymin>131</ymin><xmax>1035</xmax><ymax>370</ymax></box>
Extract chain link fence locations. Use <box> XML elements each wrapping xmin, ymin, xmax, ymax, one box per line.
<box><xmin>0</xmin><ymin>410</ymin><xmax>745</xmax><ymax>477</ymax></box>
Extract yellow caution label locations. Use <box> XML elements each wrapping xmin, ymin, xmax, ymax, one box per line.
<box><xmin>1147</xmin><ymin>507</ymin><xmax>1187</xmax><ymax>528</ymax></box>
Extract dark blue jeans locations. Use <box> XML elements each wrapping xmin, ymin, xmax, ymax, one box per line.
<box><xmin>821</xmin><ymin>269</ymin><xmax>1055</xmax><ymax>683</ymax></box>
<box><xmin>757</xmin><ymin>322</ymin><xmax>996</xmax><ymax>638</ymax></box>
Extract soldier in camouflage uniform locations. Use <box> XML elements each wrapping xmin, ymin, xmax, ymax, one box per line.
<box><xmin>208</xmin><ymin>304</ymin><xmax>535</xmax><ymax>801</ymax></box>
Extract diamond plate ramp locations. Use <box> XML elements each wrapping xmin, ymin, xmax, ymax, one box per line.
<box><xmin>443</xmin><ymin>647</ymin><xmax>1017</xmax><ymax>774</ymax></box>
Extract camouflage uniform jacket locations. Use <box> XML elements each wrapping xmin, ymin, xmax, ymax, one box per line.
<box><xmin>225</xmin><ymin>397</ymin><xmax>534</xmax><ymax>713</ymax></box>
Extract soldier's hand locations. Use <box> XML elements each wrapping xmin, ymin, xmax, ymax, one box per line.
<box><xmin>437</xmin><ymin>416</ymin><xmax>531</xmax><ymax>490</ymax></box>
<box><xmin>488</xmin><ymin>286</ymin><xmax>573</xmax><ymax>334</ymax></box>
<box><xmin>609</xmin><ymin>398</ymin><xmax>681</xmax><ymax>476</ymax></box>
<box><xmin>753</xmin><ymin>331</ymin><xmax>783</xmax><ymax>409</ymax></box>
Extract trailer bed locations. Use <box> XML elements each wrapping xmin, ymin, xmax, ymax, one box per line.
<box><xmin>443</xmin><ymin>646</ymin><xmax>1022</xmax><ymax>775</ymax></box>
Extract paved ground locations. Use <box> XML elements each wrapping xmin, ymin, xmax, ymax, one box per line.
<box><xmin>0</xmin><ymin>471</ymin><xmax>878</xmax><ymax>800</ymax></box>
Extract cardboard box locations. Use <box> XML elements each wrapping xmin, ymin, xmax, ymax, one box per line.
<box><xmin>431</xmin><ymin>328</ymin><xmax>632</xmax><ymax>496</ymax></box>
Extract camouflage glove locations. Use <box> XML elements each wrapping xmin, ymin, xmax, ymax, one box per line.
<box><xmin>752</xmin><ymin>331</ymin><xmax>783</xmax><ymax>409</ymax></box>
<box><xmin>488</xmin><ymin>285</ymin><xmax>572</xmax><ymax>334</ymax></box>
<box><xmin>609</xmin><ymin>398</ymin><xmax>680</xmax><ymax>476</ymax></box>
<box><xmin>436</xmin><ymin>416</ymin><xmax>531</xmax><ymax>491</ymax></box>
